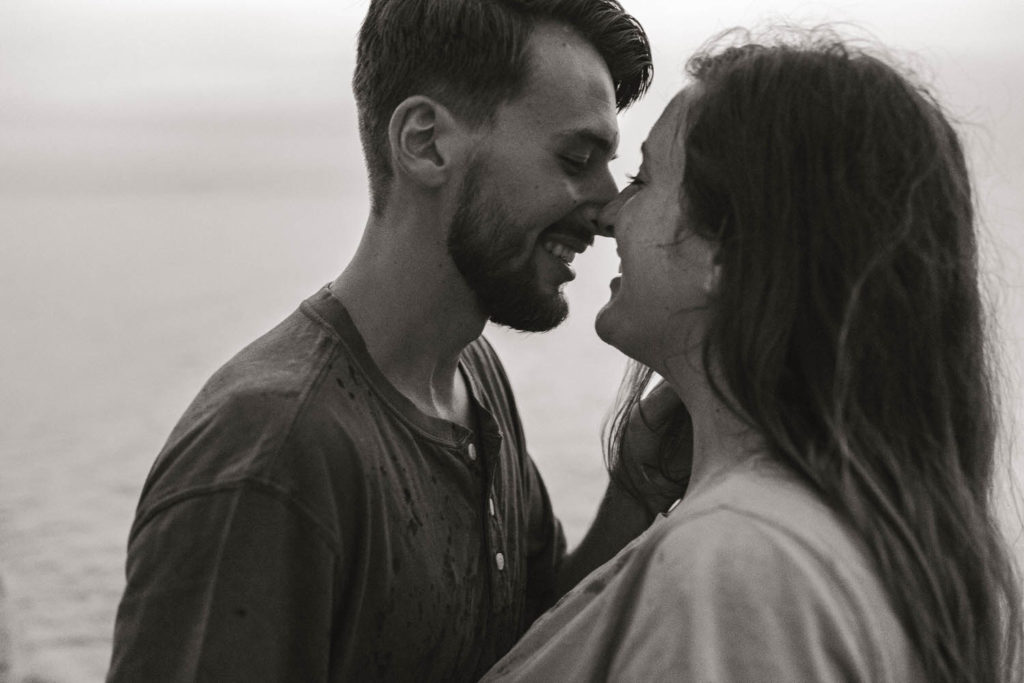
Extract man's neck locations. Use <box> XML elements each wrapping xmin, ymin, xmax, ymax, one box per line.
<box><xmin>329</xmin><ymin>215</ymin><xmax>486</xmax><ymax>426</ymax></box>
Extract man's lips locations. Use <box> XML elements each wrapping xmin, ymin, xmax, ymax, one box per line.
<box><xmin>542</xmin><ymin>221</ymin><xmax>594</xmax><ymax>251</ymax></box>
<box><xmin>541</xmin><ymin>240</ymin><xmax>578</xmax><ymax>264</ymax></box>
<box><xmin>538</xmin><ymin>224</ymin><xmax>594</xmax><ymax>266</ymax></box>
<box><xmin>543</xmin><ymin>232</ymin><xmax>592</xmax><ymax>254</ymax></box>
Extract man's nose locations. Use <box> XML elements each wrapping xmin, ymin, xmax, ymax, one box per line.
<box><xmin>594</xmin><ymin>194</ymin><xmax>620</xmax><ymax>238</ymax></box>
<box><xmin>593</xmin><ymin>164</ymin><xmax>618</xmax><ymax>206</ymax></box>
<box><xmin>582</xmin><ymin>167</ymin><xmax>619</xmax><ymax>237</ymax></box>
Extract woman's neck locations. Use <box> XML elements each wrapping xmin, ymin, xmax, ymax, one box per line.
<box><xmin>662</xmin><ymin>352</ymin><xmax>766</xmax><ymax>496</ymax></box>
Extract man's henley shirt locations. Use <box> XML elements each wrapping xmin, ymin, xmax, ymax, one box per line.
<box><xmin>107</xmin><ymin>286</ymin><xmax>566</xmax><ymax>681</ymax></box>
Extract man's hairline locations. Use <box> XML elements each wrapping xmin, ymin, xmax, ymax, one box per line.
<box><xmin>374</xmin><ymin>17</ymin><xmax>629</xmax><ymax>209</ymax></box>
<box><xmin>460</xmin><ymin>21</ymin><xmax>621</xmax><ymax>143</ymax></box>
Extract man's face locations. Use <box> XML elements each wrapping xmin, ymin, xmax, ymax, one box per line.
<box><xmin>446</xmin><ymin>21</ymin><xmax>619</xmax><ymax>332</ymax></box>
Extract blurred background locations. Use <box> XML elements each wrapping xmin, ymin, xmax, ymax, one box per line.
<box><xmin>1</xmin><ymin>0</ymin><xmax>1022</xmax><ymax>680</ymax></box>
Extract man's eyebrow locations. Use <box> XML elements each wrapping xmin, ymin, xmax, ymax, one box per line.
<box><xmin>556</xmin><ymin>129</ymin><xmax>619</xmax><ymax>156</ymax></box>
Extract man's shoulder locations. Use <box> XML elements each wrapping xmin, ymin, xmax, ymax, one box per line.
<box><xmin>137</xmin><ymin>303</ymin><xmax>366</xmax><ymax>512</ymax></box>
<box><xmin>183</xmin><ymin>305</ymin><xmax>345</xmax><ymax>441</ymax></box>
<box><xmin>209</xmin><ymin>302</ymin><xmax>341</xmax><ymax>397</ymax></box>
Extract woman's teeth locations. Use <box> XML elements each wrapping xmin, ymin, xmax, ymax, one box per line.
<box><xmin>542</xmin><ymin>241</ymin><xmax>576</xmax><ymax>264</ymax></box>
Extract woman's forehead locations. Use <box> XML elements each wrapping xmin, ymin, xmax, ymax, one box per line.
<box><xmin>645</xmin><ymin>86</ymin><xmax>700</xmax><ymax>170</ymax></box>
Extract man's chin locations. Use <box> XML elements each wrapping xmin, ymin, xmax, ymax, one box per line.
<box><xmin>487</xmin><ymin>293</ymin><xmax>568</xmax><ymax>333</ymax></box>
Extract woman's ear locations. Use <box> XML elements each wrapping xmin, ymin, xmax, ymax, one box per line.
<box><xmin>387</xmin><ymin>96</ymin><xmax>463</xmax><ymax>188</ymax></box>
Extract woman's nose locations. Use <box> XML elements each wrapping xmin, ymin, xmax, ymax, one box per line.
<box><xmin>596</xmin><ymin>194</ymin><xmax>622</xmax><ymax>238</ymax></box>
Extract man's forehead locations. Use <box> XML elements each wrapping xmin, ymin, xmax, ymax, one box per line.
<box><xmin>498</xmin><ymin>22</ymin><xmax>619</xmax><ymax>145</ymax></box>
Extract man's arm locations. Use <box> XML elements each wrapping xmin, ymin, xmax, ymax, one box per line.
<box><xmin>554</xmin><ymin>382</ymin><xmax>691</xmax><ymax>597</ymax></box>
<box><xmin>107</xmin><ymin>484</ymin><xmax>338</xmax><ymax>682</ymax></box>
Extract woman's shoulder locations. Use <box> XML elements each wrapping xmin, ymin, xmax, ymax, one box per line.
<box><xmin>483</xmin><ymin>458</ymin><xmax>924</xmax><ymax>682</ymax></box>
<box><xmin>624</xmin><ymin>458</ymin><xmax>921</xmax><ymax>681</ymax></box>
<box><xmin>651</xmin><ymin>458</ymin><xmax>873</xmax><ymax>594</ymax></box>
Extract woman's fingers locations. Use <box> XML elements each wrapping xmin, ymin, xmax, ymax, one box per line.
<box><xmin>636</xmin><ymin>381</ymin><xmax>683</xmax><ymax>433</ymax></box>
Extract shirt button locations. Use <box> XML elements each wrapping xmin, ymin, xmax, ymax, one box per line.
<box><xmin>467</xmin><ymin>443</ymin><xmax>477</xmax><ymax>461</ymax></box>
<box><xmin>495</xmin><ymin>552</ymin><xmax>505</xmax><ymax>571</ymax></box>
<box><xmin>489</xmin><ymin>497</ymin><xmax>496</xmax><ymax>517</ymax></box>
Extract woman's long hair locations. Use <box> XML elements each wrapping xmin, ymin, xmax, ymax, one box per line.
<box><xmin>606</xmin><ymin>31</ymin><xmax>1022</xmax><ymax>681</ymax></box>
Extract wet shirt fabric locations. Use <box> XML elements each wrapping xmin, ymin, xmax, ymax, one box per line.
<box><xmin>483</xmin><ymin>456</ymin><xmax>925</xmax><ymax>682</ymax></box>
<box><xmin>107</xmin><ymin>286</ymin><xmax>566</xmax><ymax>682</ymax></box>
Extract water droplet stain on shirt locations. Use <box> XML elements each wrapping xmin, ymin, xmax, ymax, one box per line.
<box><xmin>335</xmin><ymin>377</ymin><xmax>355</xmax><ymax>399</ymax></box>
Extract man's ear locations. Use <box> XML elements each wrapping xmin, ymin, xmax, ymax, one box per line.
<box><xmin>388</xmin><ymin>96</ymin><xmax>465</xmax><ymax>188</ymax></box>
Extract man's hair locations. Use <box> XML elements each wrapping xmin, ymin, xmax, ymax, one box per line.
<box><xmin>606</xmin><ymin>29</ymin><xmax>1022</xmax><ymax>682</ymax></box>
<box><xmin>353</xmin><ymin>0</ymin><xmax>652</xmax><ymax>215</ymax></box>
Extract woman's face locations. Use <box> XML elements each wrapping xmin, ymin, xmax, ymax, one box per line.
<box><xmin>595</xmin><ymin>87</ymin><xmax>718</xmax><ymax>372</ymax></box>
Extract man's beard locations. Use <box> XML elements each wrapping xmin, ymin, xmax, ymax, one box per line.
<box><xmin>447</xmin><ymin>168</ymin><xmax>568</xmax><ymax>332</ymax></box>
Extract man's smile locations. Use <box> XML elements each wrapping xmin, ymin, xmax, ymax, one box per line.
<box><xmin>541</xmin><ymin>240</ymin><xmax>579</xmax><ymax>264</ymax></box>
<box><xmin>538</xmin><ymin>224</ymin><xmax>594</xmax><ymax>265</ymax></box>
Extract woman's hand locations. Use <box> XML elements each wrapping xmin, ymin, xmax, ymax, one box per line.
<box><xmin>614</xmin><ymin>381</ymin><xmax>693</xmax><ymax>518</ymax></box>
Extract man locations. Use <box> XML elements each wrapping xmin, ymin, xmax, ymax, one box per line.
<box><xmin>108</xmin><ymin>1</ymin><xmax>685</xmax><ymax>680</ymax></box>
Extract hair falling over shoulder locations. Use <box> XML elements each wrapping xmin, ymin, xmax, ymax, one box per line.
<box><xmin>606</xmin><ymin>27</ymin><xmax>1023</xmax><ymax>682</ymax></box>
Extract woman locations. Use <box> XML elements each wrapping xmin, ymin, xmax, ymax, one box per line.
<box><xmin>483</xmin><ymin>32</ymin><xmax>1022</xmax><ymax>682</ymax></box>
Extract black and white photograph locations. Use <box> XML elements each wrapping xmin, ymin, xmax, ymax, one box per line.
<box><xmin>1</xmin><ymin>0</ymin><xmax>1022</xmax><ymax>680</ymax></box>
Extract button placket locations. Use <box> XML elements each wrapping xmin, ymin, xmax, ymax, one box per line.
<box><xmin>469</xmin><ymin>407</ymin><xmax>514</xmax><ymax>610</ymax></box>
<box><xmin>480</xmin><ymin>459</ymin><xmax>510</xmax><ymax>609</ymax></box>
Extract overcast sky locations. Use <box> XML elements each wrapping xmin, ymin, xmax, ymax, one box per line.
<box><xmin>2</xmin><ymin>1</ymin><xmax>1021</xmax><ymax>109</ymax></box>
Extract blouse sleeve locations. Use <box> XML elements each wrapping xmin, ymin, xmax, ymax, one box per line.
<box><xmin>608</xmin><ymin>508</ymin><xmax>878</xmax><ymax>682</ymax></box>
